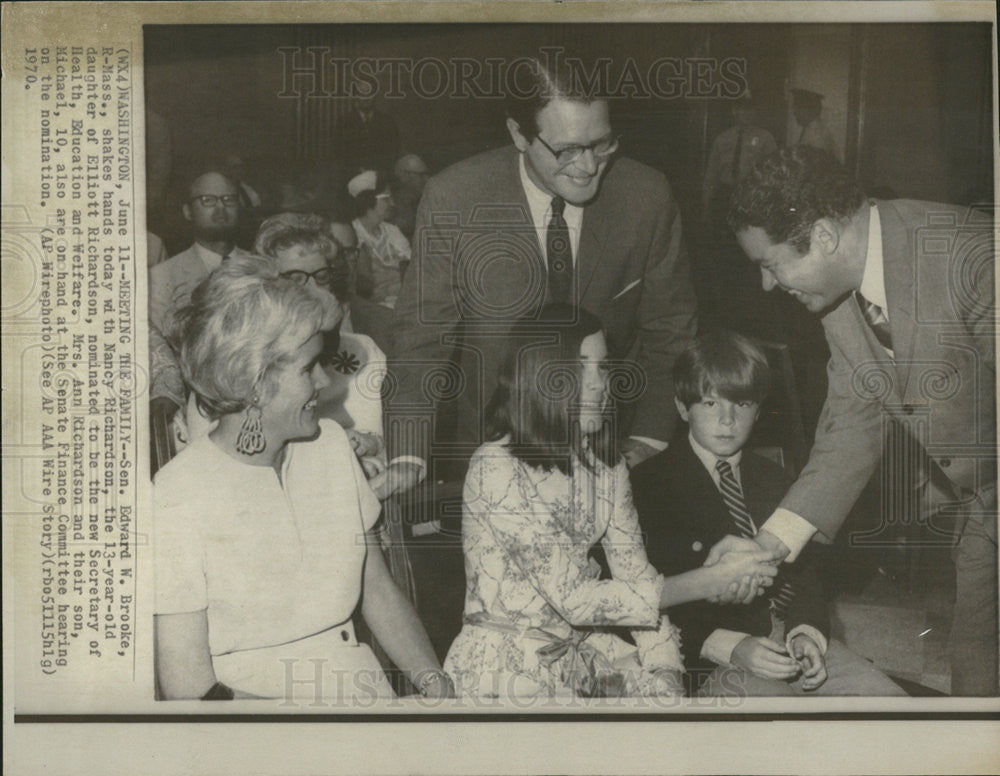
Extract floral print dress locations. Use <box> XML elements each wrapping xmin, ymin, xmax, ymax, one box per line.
<box><xmin>443</xmin><ymin>441</ymin><xmax>684</xmax><ymax>698</ymax></box>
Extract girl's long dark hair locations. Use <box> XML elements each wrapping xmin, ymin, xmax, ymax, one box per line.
<box><xmin>484</xmin><ymin>304</ymin><xmax>617</xmax><ymax>475</ymax></box>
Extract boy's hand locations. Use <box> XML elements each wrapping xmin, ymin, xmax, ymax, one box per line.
<box><xmin>789</xmin><ymin>633</ymin><xmax>828</xmax><ymax>690</ymax></box>
<box><xmin>731</xmin><ymin>636</ymin><xmax>800</xmax><ymax>680</ymax></box>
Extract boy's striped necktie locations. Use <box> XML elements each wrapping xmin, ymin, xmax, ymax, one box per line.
<box><xmin>716</xmin><ymin>459</ymin><xmax>795</xmax><ymax>619</ymax></box>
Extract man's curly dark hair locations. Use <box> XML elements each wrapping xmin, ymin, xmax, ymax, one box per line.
<box><xmin>727</xmin><ymin>145</ymin><xmax>865</xmax><ymax>253</ymax></box>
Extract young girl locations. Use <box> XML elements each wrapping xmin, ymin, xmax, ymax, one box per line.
<box><xmin>444</xmin><ymin>305</ymin><xmax>778</xmax><ymax>699</ymax></box>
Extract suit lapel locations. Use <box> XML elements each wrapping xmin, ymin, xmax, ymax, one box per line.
<box><xmin>476</xmin><ymin>148</ymin><xmax>546</xmax><ymax>306</ymax></box>
<box><xmin>739</xmin><ymin>454</ymin><xmax>778</xmax><ymax>530</ymax></box>
<box><xmin>673</xmin><ymin>439</ymin><xmax>733</xmax><ymax>539</ymax></box>
<box><xmin>576</xmin><ymin>170</ymin><xmax>623</xmax><ymax>299</ymax></box>
<box><xmin>576</xmin><ymin>212</ymin><xmax>607</xmax><ymax>300</ymax></box>
<box><xmin>876</xmin><ymin>200</ymin><xmax>919</xmax><ymax>397</ymax></box>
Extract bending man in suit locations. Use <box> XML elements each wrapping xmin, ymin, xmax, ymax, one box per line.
<box><xmin>721</xmin><ymin>145</ymin><xmax>996</xmax><ymax>695</ymax></box>
<box><xmin>386</xmin><ymin>55</ymin><xmax>698</xmax><ymax>495</ymax></box>
<box><xmin>632</xmin><ymin>331</ymin><xmax>905</xmax><ymax>696</ymax></box>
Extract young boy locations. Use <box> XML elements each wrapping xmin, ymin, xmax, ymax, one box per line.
<box><xmin>631</xmin><ymin>331</ymin><xmax>905</xmax><ymax>696</ymax></box>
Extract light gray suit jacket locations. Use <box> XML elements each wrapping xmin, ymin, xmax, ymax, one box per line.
<box><xmin>781</xmin><ymin>200</ymin><xmax>996</xmax><ymax>539</ymax></box>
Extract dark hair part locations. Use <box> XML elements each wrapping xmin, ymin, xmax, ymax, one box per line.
<box><xmin>351</xmin><ymin>171</ymin><xmax>390</xmax><ymax>219</ymax></box>
<box><xmin>727</xmin><ymin>145</ymin><xmax>865</xmax><ymax>253</ymax></box>
<box><xmin>485</xmin><ymin>304</ymin><xmax>616</xmax><ymax>475</ymax></box>
<box><xmin>673</xmin><ymin>330</ymin><xmax>772</xmax><ymax>408</ymax></box>
<box><xmin>505</xmin><ymin>55</ymin><xmax>606</xmax><ymax>141</ymax></box>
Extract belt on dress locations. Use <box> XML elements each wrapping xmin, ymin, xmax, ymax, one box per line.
<box><xmin>463</xmin><ymin>612</ymin><xmax>624</xmax><ymax>697</ymax></box>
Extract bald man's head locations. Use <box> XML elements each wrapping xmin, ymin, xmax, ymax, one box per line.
<box><xmin>394</xmin><ymin>154</ymin><xmax>430</xmax><ymax>194</ymax></box>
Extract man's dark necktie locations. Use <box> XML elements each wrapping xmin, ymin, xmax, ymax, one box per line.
<box><xmin>855</xmin><ymin>291</ymin><xmax>893</xmax><ymax>351</ymax></box>
<box><xmin>716</xmin><ymin>459</ymin><xmax>795</xmax><ymax>618</ymax></box>
<box><xmin>546</xmin><ymin>196</ymin><xmax>572</xmax><ymax>304</ymax></box>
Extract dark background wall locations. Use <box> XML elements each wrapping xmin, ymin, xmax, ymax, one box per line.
<box><xmin>144</xmin><ymin>22</ymin><xmax>993</xmax><ymax>216</ymax></box>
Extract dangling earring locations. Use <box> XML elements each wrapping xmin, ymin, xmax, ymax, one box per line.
<box><xmin>235</xmin><ymin>397</ymin><xmax>266</xmax><ymax>455</ymax></box>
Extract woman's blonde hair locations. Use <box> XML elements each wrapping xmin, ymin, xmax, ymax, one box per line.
<box><xmin>253</xmin><ymin>212</ymin><xmax>337</xmax><ymax>260</ymax></box>
<box><xmin>172</xmin><ymin>254</ymin><xmax>325</xmax><ymax>420</ymax></box>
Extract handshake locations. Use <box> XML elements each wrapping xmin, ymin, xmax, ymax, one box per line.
<box><xmin>702</xmin><ymin>531</ymin><xmax>790</xmax><ymax>605</ymax></box>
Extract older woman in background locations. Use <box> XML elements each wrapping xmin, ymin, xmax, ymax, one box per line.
<box><xmin>253</xmin><ymin>213</ymin><xmax>386</xmax><ymax>470</ymax></box>
<box><xmin>153</xmin><ymin>255</ymin><xmax>452</xmax><ymax>700</ymax></box>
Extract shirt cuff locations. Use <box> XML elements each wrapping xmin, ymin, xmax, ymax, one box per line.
<box><xmin>629</xmin><ymin>436</ymin><xmax>668</xmax><ymax>452</ymax></box>
<box><xmin>388</xmin><ymin>455</ymin><xmax>427</xmax><ymax>481</ymax></box>
<box><xmin>760</xmin><ymin>509</ymin><xmax>817</xmax><ymax>562</ymax></box>
<box><xmin>701</xmin><ymin>629</ymin><xmax>751</xmax><ymax>666</ymax></box>
<box><xmin>785</xmin><ymin>624</ymin><xmax>828</xmax><ymax>657</ymax></box>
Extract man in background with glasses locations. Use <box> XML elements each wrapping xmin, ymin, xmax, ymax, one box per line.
<box><xmin>387</xmin><ymin>54</ymin><xmax>697</xmax><ymax>499</ymax></box>
<box><xmin>149</xmin><ymin>169</ymin><xmax>251</xmax><ymax>414</ymax></box>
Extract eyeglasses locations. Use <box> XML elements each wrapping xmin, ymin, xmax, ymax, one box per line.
<box><xmin>189</xmin><ymin>194</ymin><xmax>240</xmax><ymax>208</ymax></box>
<box><xmin>280</xmin><ymin>267</ymin><xmax>335</xmax><ymax>286</ymax></box>
<box><xmin>534</xmin><ymin>134</ymin><xmax>620</xmax><ymax>167</ymax></box>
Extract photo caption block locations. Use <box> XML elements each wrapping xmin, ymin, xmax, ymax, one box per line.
<box><xmin>4</xmin><ymin>41</ymin><xmax>145</xmax><ymax>711</ymax></box>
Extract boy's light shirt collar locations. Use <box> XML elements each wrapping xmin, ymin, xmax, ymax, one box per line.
<box><xmin>858</xmin><ymin>203</ymin><xmax>887</xmax><ymax>312</ymax></box>
<box><xmin>518</xmin><ymin>154</ymin><xmax>583</xmax><ymax>262</ymax></box>
<box><xmin>688</xmin><ymin>430</ymin><xmax>742</xmax><ymax>482</ymax></box>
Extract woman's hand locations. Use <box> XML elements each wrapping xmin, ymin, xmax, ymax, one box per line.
<box><xmin>707</xmin><ymin>550</ymin><xmax>778</xmax><ymax>599</ymax></box>
<box><xmin>413</xmin><ymin>669</ymin><xmax>456</xmax><ymax>699</ymax></box>
<box><xmin>346</xmin><ymin>428</ymin><xmax>383</xmax><ymax>459</ymax></box>
<box><xmin>369</xmin><ymin>460</ymin><xmax>424</xmax><ymax>501</ymax></box>
<box><xmin>345</xmin><ymin>430</ymin><xmax>386</xmax><ymax>479</ymax></box>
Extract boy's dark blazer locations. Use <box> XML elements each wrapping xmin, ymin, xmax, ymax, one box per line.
<box><xmin>630</xmin><ymin>433</ymin><xmax>830</xmax><ymax>681</ymax></box>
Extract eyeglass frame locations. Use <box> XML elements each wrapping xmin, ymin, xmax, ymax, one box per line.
<box><xmin>188</xmin><ymin>194</ymin><xmax>240</xmax><ymax>208</ymax></box>
<box><xmin>533</xmin><ymin>133</ymin><xmax>620</xmax><ymax>167</ymax></box>
<box><xmin>279</xmin><ymin>267</ymin><xmax>340</xmax><ymax>287</ymax></box>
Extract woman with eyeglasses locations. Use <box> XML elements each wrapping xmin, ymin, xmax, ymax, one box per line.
<box><xmin>153</xmin><ymin>255</ymin><xmax>453</xmax><ymax>701</ymax></box>
<box><xmin>348</xmin><ymin>170</ymin><xmax>411</xmax><ymax>309</ymax></box>
<box><xmin>253</xmin><ymin>213</ymin><xmax>387</xmax><ymax>476</ymax></box>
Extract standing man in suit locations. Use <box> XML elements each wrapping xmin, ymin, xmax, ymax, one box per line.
<box><xmin>722</xmin><ymin>145</ymin><xmax>996</xmax><ymax>695</ymax></box>
<box><xmin>334</xmin><ymin>97</ymin><xmax>400</xmax><ymax>178</ymax></box>
<box><xmin>385</xmin><ymin>55</ymin><xmax>698</xmax><ymax>495</ymax></box>
<box><xmin>148</xmin><ymin>169</ymin><xmax>250</xmax><ymax>413</ymax></box>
